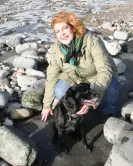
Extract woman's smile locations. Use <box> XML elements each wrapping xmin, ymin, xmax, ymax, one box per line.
<box><xmin>54</xmin><ymin>22</ymin><xmax>75</xmax><ymax>46</ymax></box>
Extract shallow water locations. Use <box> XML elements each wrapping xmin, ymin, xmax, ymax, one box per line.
<box><xmin>0</xmin><ymin>0</ymin><xmax>132</xmax><ymax>44</ymax></box>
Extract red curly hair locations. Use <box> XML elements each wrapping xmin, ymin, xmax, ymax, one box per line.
<box><xmin>51</xmin><ymin>11</ymin><xmax>86</xmax><ymax>38</ymax></box>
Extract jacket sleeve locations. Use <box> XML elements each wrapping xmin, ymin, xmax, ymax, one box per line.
<box><xmin>43</xmin><ymin>46</ymin><xmax>61</xmax><ymax>109</ymax></box>
<box><xmin>88</xmin><ymin>34</ymin><xmax>113</xmax><ymax>98</ymax></box>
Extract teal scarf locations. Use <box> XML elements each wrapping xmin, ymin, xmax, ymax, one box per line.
<box><xmin>60</xmin><ymin>36</ymin><xmax>83</xmax><ymax>66</ymax></box>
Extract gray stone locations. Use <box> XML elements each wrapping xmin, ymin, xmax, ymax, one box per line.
<box><xmin>128</xmin><ymin>92</ymin><xmax>133</xmax><ymax>97</ymax></box>
<box><xmin>17</xmin><ymin>75</ymin><xmax>38</xmax><ymax>88</ymax></box>
<box><xmin>13</xmin><ymin>56</ymin><xmax>37</xmax><ymax>69</ymax></box>
<box><xmin>21</xmin><ymin>85</ymin><xmax>29</xmax><ymax>91</ymax></box>
<box><xmin>2</xmin><ymin>56</ymin><xmax>18</xmax><ymax>67</ymax></box>
<box><xmin>0</xmin><ymin>78</ymin><xmax>9</xmax><ymax>86</ymax></box>
<box><xmin>119</xmin><ymin>40</ymin><xmax>126</xmax><ymax>45</ymax></box>
<box><xmin>5</xmin><ymin>102</ymin><xmax>21</xmax><ymax>115</ymax></box>
<box><xmin>0</xmin><ymin>91</ymin><xmax>9</xmax><ymax>108</ymax></box>
<box><xmin>22</xmin><ymin>91</ymin><xmax>43</xmax><ymax>111</ymax></box>
<box><xmin>113</xmin><ymin>31</ymin><xmax>129</xmax><ymax>41</ymax></box>
<box><xmin>25</xmin><ymin>68</ymin><xmax>45</xmax><ymax>78</ymax></box>
<box><xmin>5</xmin><ymin>86</ymin><xmax>14</xmax><ymax>95</ymax></box>
<box><xmin>21</xmin><ymin>79</ymin><xmax>45</xmax><ymax>110</ymax></box>
<box><xmin>3</xmin><ymin>118</ymin><xmax>13</xmax><ymax>126</ymax></box>
<box><xmin>108</xmin><ymin>35</ymin><xmax>114</xmax><ymax>40</ymax></box>
<box><xmin>0</xmin><ymin>64</ymin><xmax>10</xmax><ymax>71</ymax></box>
<box><xmin>121</xmin><ymin>100</ymin><xmax>133</xmax><ymax>118</ymax></box>
<box><xmin>13</xmin><ymin>86</ymin><xmax>20</xmax><ymax>92</ymax></box>
<box><xmin>0</xmin><ymin>126</ymin><xmax>37</xmax><ymax>166</ymax></box>
<box><xmin>21</xmin><ymin>50</ymin><xmax>38</xmax><ymax>58</ymax></box>
<box><xmin>0</xmin><ymin>70</ymin><xmax>9</xmax><ymax>79</ymax></box>
<box><xmin>26</xmin><ymin>79</ymin><xmax>45</xmax><ymax>95</ymax></box>
<box><xmin>103</xmin><ymin>40</ymin><xmax>121</xmax><ymax>56</ymax></box>
<box><xmin>10</xmin><ymin>108</ymin><xmax>33</xmax><ymax>120</ymax></box>
<box><xmin>105</xmin><ymin>131</ymin><xmax>133</xmax><ymax>166</ymax></box>
<box><xmin>104</xmin><ymin>117</ymin><xmax>133</xmax><ymax>144</ymax></box>
<box><xmin>15</xmin><ymin>43</ymin><xmax>38</xmax><ymax>54</ymax></box>
<box><xmin>113</xmin><ymin>58</ymin><xmax>126</xmax><ymax>74</ymax></box>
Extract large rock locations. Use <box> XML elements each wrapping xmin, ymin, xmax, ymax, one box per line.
<box><xmin>0</xmin><ymin>126</ymin><xmax>37</xmax><ymax>166</ymax></box>
<box><xmin>10</xmin><ymin>108</ymin><xmax>33</xmax><ymax>119</ymax></box>
<box><xmin>13</xmin><ymin>56</ymin><xmax>37</xmax><ymax>69</ymax></box>
<box><xmin>113</xmin><ymin>31</ymin><xmax>129</xmax><ymax>41</ymax></box>
<box><xmin>21</xmin><ymin>50</ymin><xmax>42</xmax><ymax>62</ymax></box>
<box><xmin>22</xmin><ymin>91</ymin><xmax>43</xmax><ymax>111</ymax></box>
<box><xmin>25</xmin><ymin>68</ymin><xmax>45</xmax><ymax>78</ymax></box>
<box><xmin>0</xmin><ymin>92</ymin><xmax>9</xmax><ymax>108</ymax></box>
<box><xmin>121</xmin><ymin>100</ymin><xmax>133</xmax><ymax>118</ymax></box>
<box><xmin>0</xmin><ymin>70</ymin><xmax>9</xmax><ymax>79</ymax></box>
<box><xmin>16</xmin><ymin>43</ymin><xmax>38</xmax><ymax>54</ymax></box>
<box><xmin>104</xmin><ymin>117</ymin><xmax>133</xmax><ymax>144</ymax></box>
<box><xmin>112</xmin><ymin>58</ymin><xmax>126</xmax><ymax>74</ymax></box>
<box><xmin>17</xmin><ymin>75</ymin><xmax>38</xmax><ymax>88</ymax></box>
<box><xmin>103</xmin><ymin>40</ymin><xmax>121</xmax><ymax>56</ymax></box>
<box><xmin>25</xmin><ymin>79</ymin><xmax>45</xmax><ymax>95</ymax></box>
<box><xmin>105</xmin><ymin>131</ymin><xmax>133</xmax><ymax>166</ymax></box>
<box><xmin>21</xmin><ymin>79</ymin><xmax>45</xmax><ymax>111</ymax></box>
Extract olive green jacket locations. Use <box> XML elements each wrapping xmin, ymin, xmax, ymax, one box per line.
<box><xmin>43</xmin><ymin>33</ymin><xmax>117</xmax><ymax>109</ymax></box>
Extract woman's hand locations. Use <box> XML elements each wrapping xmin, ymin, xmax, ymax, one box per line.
<box><xmin>76</xmin><ymin>99</ymin><xmax>98</xmax><ymax>115</ymax></box>
<box><xmin>41</xmin><ymin>108</ymin><xmax>53</xmax><ymax>121</ymax></box>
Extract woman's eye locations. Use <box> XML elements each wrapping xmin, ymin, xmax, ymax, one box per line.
<box><xmin>64</xmin><ymin>26</ymin><xmax>68</xmax><ymax>29</ymax></box>
<box><xmin>55</xmin><ymin>31</ymin><xmax>59</xmax><ymax>34</ymax></box>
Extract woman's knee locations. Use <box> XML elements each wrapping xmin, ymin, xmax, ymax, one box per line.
<box><xmin>97</xmin><ymin>77</ymin><xmax>119</xmax><ymax>113</ymax></box>
<box><xmin>54</xmin><ymin>80</ymin><xmax>71</xmax><ymax>99</ymax></box>
<box><xmin>106</xmin><ymin>77</ymin><xmax>119</xmax><ymax>104</ymax></box>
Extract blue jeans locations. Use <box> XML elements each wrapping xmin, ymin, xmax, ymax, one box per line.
<box><xmin>54</xmin><ymin>78</ymin><xmax>118</xmax><ymax>114</ymax></box>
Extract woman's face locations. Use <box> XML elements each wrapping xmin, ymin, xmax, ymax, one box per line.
<box><xmin>54</xmin><ymin>22</ymin><xmax>75</xmax><ymax>46</ymax></box>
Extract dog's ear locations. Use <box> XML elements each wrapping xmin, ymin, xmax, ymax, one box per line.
<box><xmin>63</xmin><ymin>91</ymin><xmax>77</xmax><ymax>111</ymax></box>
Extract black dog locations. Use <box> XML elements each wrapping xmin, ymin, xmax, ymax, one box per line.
<box><xmin>52</xmin><ymin>82</ymin><xmax>99</xmax><ymax>153</ymax></box>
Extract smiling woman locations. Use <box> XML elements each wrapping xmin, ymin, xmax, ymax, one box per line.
<box><xmin>41</xmin><ymin>11</ymin><xmax>118</xmax><ymax>121</ymax></box>
<box><xmin>53</xmin><ymin>23</ymin><xmax>75</xmax><ymax>46</ymax></box>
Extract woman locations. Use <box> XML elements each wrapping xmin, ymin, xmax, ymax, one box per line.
<box><xmin>41</xmin><ymin>11</ymin><xmax>118</xmax><ymax>121</ymax></box>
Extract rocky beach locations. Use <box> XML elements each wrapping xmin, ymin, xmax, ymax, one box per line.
<box><xmin>0</xmin><ymin>0</ymin><xmax>133</xmax><ymax>165</ymax></box>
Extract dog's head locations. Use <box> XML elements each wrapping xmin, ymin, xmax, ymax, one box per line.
<box><xmin>64</xmin><ymin>83</ymin><xmax>99</xmax><ymax>107</ymax></box>
<box><xmin>62</xmin><ymin>83</ymin><xmax>99</xmax><ymax>133</ymax></box>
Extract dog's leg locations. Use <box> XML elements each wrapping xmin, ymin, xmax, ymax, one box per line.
<box><xmin>52</xmin><ymin>123</ymin><xmax>59</xmax><ymax>144</ymax></box>
<box><xmin>59</xmin><ymin>131</ymin><xmax>69</xmax><ymax>153</ymax></box>
<box><xmin>80</xmin><ymin>125</ymin><xmax>92</xmax><ymax>152</ymax></box>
